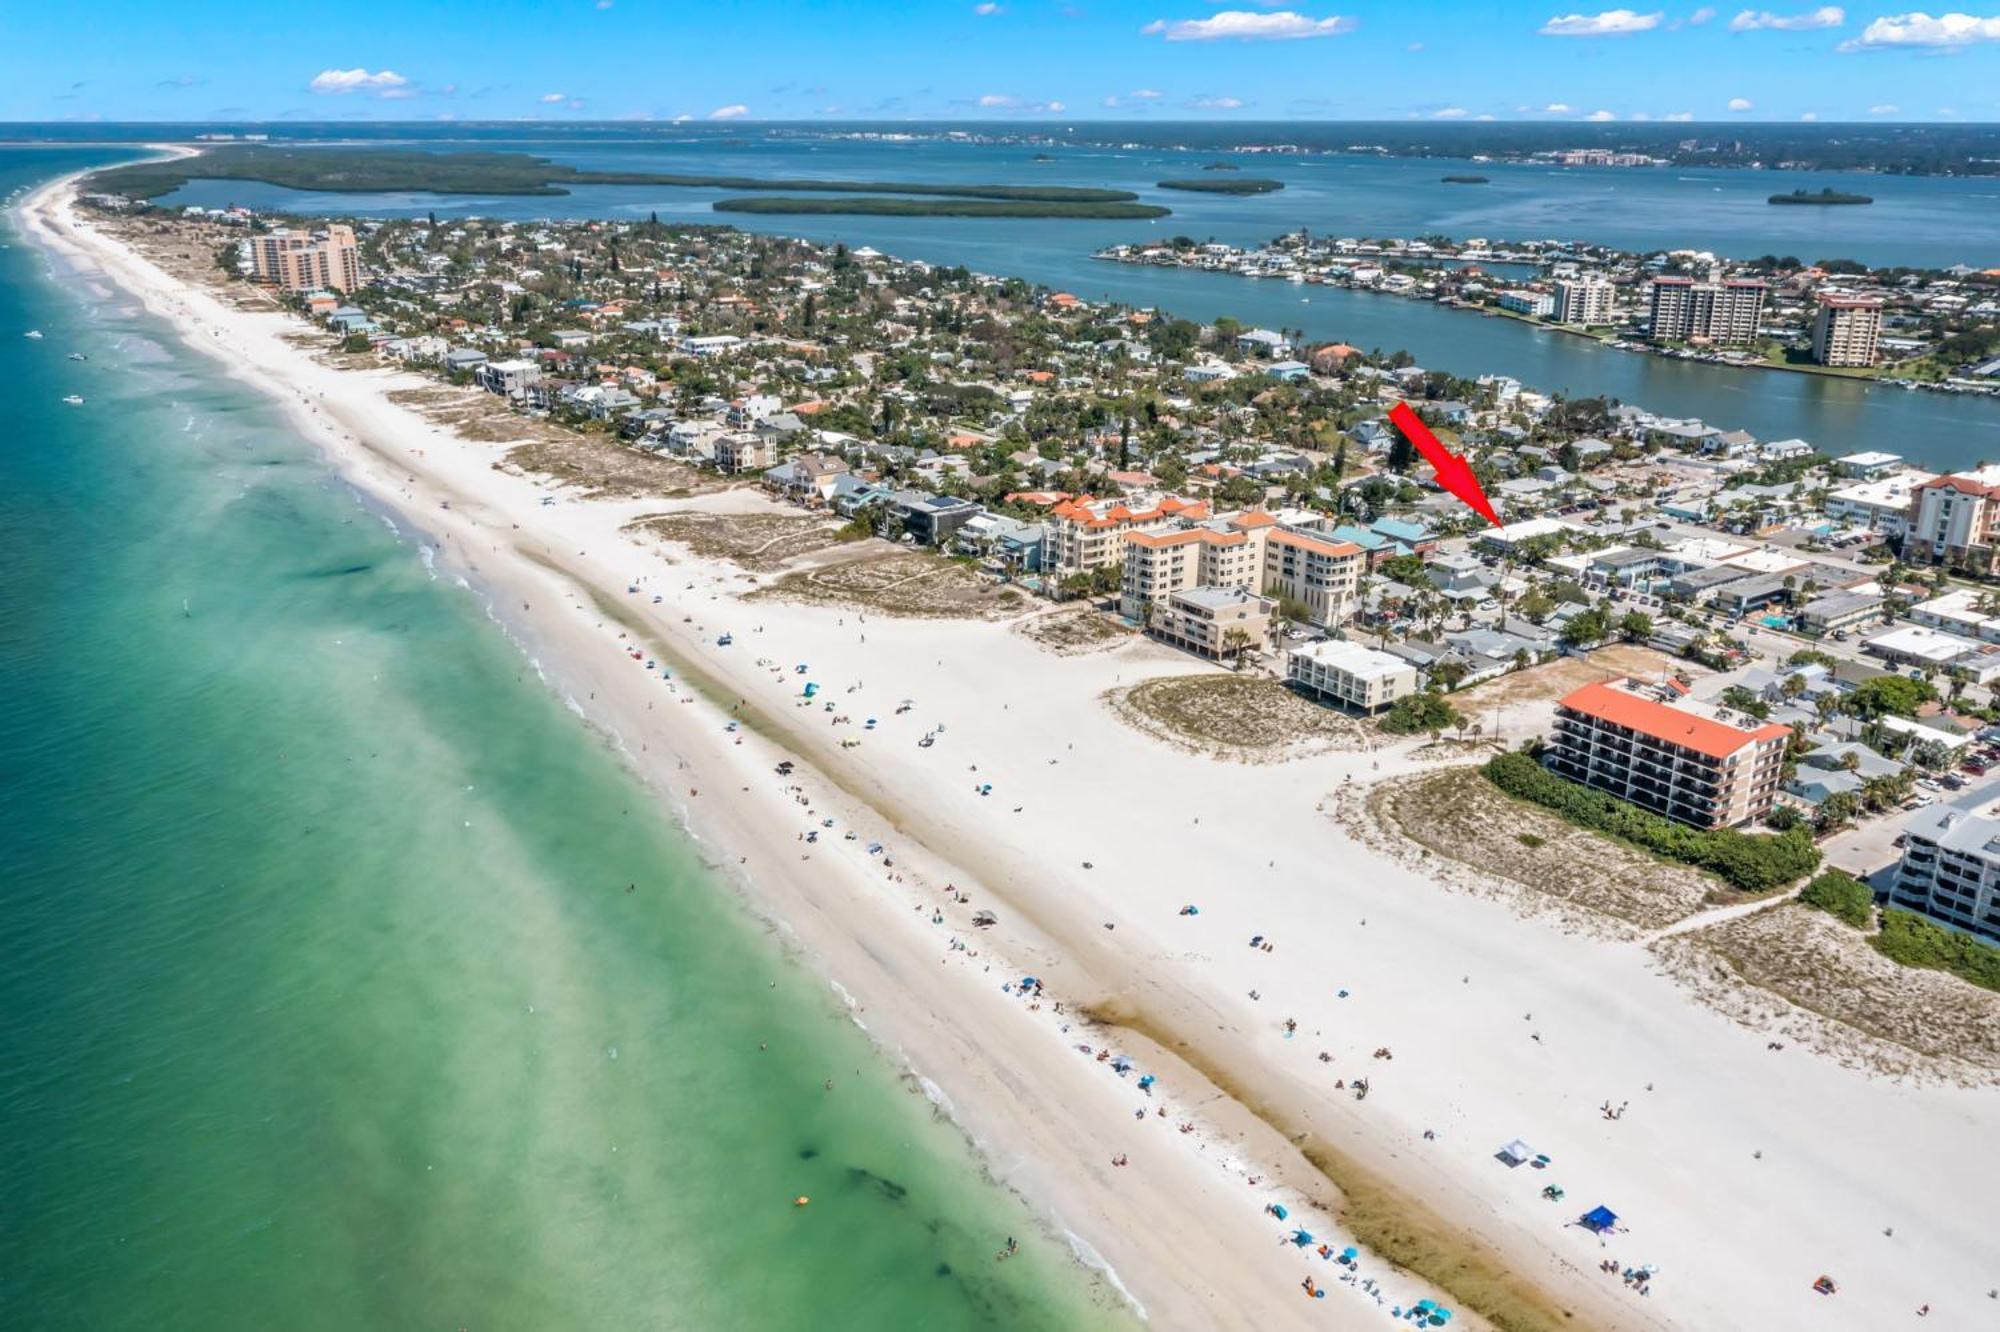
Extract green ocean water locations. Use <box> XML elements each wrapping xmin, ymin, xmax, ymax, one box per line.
<box><xmin>0</xmin><ymin>147</ymin><xmax>1117</xmax><ymax>1330</ymax></box>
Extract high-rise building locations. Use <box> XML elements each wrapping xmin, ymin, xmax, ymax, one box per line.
<box><xmin>1908</xmin><ymin>467</ymin><xmax>2000</xmax><ymax>567</ymax></box>
<box><xmin>1552</xmin><ymin>275</ymin><xmax>1614</xmax><ymax>326</ymax></box>
<box><xmin>247</xmin><ymin>224</ymin><xmax>363</xmax><ymax>293</ymax></box>
<box><xmin>1889</xmin><ymin>796</ymin><xmax>2000</xmax><ymax>944</ymax></box>
<box><xmin>1544</xmin><ymin>677</ymin><xmax>1789</xmax><ymax>829</ymax></box>
<box><xmin>1646</xmin><ymin>276</ymin><xmax>1765</xmax><ymax>346</ymax></box>
<box><xmin>1811</xmin><ymin>293</ymin><xmax>1884</xmax><ymax>367</ymax></box>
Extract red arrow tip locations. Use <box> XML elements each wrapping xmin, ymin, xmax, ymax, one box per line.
<box><xmin>1387</xmin><ymin>402</ymin><xmax>1502</xmax><ymax>528</ymax></box>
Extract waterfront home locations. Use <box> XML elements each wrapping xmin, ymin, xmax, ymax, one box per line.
<box><xmin>478</xmin><ymin>357</ymin><xmax>542</xmax><ymax>401</ymax></box>
<box><xmin>1286</xmin><ymin>639</ymin><xmax>1419</xmax><ymax>713</ymax></box>
<box><xmin>442</xmin><ymin>347</ymin><xmax>489</xmax><ymax>374</ymax></box>
<box><xmin>1234</xmin><ymin>328</ymin><xmax>1291</xmax><ymax>358</ymax></box>
<box><xmin>762</xmin><ymin>452</ymin><xmax>850</xmax><ymax>506</ymax></box>
<box><xmin>1266</xmin><ymin>360</ymin><xmax>1312</xmax><ymax>382</ymax></box>
<box><xmin>890</xmin><ymin>492</ymin><xmax>983</xmax><ymax>546</ymax></box>
<box><xmin>955</xmin><ymin>513</ymin><xmax>1047</xmax><ymax>574</ymax></box>
<box><xmin>830</xmin><ymin>473</ymin><xmax>895</xmax><ymax>518</ymax></box>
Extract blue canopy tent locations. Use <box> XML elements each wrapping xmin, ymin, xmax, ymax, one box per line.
<box><xmin>1580</xmin><ymin>1205</ymin><xmax>1619</xmax><ymax>1233</ymax></box>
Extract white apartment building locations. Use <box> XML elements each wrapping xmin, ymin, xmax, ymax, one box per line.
<box><xmin>1552</xmin><ymin>275</ymin><xmax>1614</xmax><ymax>326</ymax></box>
<box><xmin>1286</xmin><ymin>639</ymin><xmax>1419</xmax><ymax>713</ymax></box>
<box><xmin>1647</xmin><ymin>276</ymin><xmax>1765</xmax><ymax>346</ymax></box>
<box><xmin>1119</xmin><ymin>522</ymin><xmax>1262</xmax><ymax>619</ymax></box>
<box><xmin>1891</xmin><ymin>797</ymin><xmax>2000</xmax><ymax>944</ymax></box>
<box><xmin>1811</xmin><ymin>292</ymin><xmax>1885</xmax><ymax>368</ymax></box>
<box><xmin>1824</xmin><ymin>469</ymin><xmax>1936</xmax><ymax>537</ymax></box>
<box><xmin>1545</xmin><ymin>677</ymin><xmax>1790</xmax><ymax>829</ymax></box>
<box><xmin>1497</xmin><ymin>289</ymin><xmax>1555</xmax><ymax>318</ymax></box>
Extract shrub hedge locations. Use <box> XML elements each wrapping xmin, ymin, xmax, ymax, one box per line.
<box><xmin>1799</xmin><ymin>869</ymin><xmax>1874</xmax><ymax>929</ymax></box>
<box><xmin>1482</xmin><ymin>752</ymin><xmax>1821</xmax><ymax>893</ymax></box>
<box><xmin>1871</xmin><ymin>909</ymin><xmax>2000</xmax><ymax>993</ymax></box>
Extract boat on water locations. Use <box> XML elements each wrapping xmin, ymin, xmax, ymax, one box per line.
<box><xmin>24</xmin><ymin>329</ymin><xmax>43</xmax><ymax>339</ymax></box>
<box><xmin>67</xmin><ymin>352</ymin><xmax>87</xmax><ymax>361</ymax></box>
<box><xmin>62</xmin><ymin>394</ymin><xmax>84</xmax><ymax>405</ymax></box>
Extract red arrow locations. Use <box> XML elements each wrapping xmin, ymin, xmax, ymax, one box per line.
<box><xmin>1388</xmin><ymin>401</ymin><xmax>1501</xmax><ymax>528</ymax></box>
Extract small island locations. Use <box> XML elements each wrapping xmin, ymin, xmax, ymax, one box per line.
<box><xmin>713</xmin><ymin>196</ymin><xmax>1172</xmax><ymax>219</ymax></box>
<box><xmin>1202</xmin><ymin>162</ymin><xmax>1241</xmax><ymax>171</ymax></box>
<box><xmin>1769</xmin><ymin>187</ymin><xmax>1874</xmax><ymax>206</ymax></box>
<box><xmin>1156</xmin><ymin>178</ymin><xmax>1285</xmax><ymax>195</ymax></box>
<box><xmin>1441</xmin><ymin>175</ymin><xmax>1490</xmax><ymax>185</ymax></box>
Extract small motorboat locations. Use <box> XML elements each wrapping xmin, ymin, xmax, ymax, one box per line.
<box><xmin>61</xmin><ymin>394</ymin><xmax>83</xmax><ymax>406</ymax></box>
<box><xmin>23</xmin><ymin>329</ymin><xmax>42</xmax><ymax>339</ymax></box>
<box><xmin>67</xmin><ymin>352</ymin><xmax>87</xmax><ymax>361</ymax></box>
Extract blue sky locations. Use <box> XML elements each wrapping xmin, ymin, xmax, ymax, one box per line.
<box><xmin>6</xmin><ymin>3</ymin><xmax>1999</xmax><ymax>123</ymax></box>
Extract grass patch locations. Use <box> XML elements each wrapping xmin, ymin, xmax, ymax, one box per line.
<box><xmin>749</xmin><ymin>551</ymin><xmax>1025</xmax><ymax>619</ymax></box>
<box><xmin>501</xmin><ymin>437</ymin><xmax>724</xmax><ymax>500</ymax></box>
<box><xmin>1107</xmin><ymin>674</ymin><xmax>1375</xmax><ymax>761</ymax></box>
<box><xmin>1362</xmin><ymin>769</ymin><xmax>1722</xmax><ymax>929</ymax></box>
<box><xmin>627</xmin><ymin>511</ymin><xmax>844</xmax><ymax>571</ymax></box>
<box><xmin>1014</xmin><ymin>607</ymin><xmax>1134</xmax><ymax>656</ymax></box>
<box><xmin>1483</xmin><ymin>752</ymin><xmax>1819</xmax><ymax>894</ymax></box>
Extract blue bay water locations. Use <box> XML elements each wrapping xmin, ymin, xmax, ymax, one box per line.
<box><xmin>140</xmin><ymin>129</ymin><xmax>2000</xmax><ymax>471</ymax></box>
<box><xmin>0</xmin><ymin>146</ymin><xmax>1115</xmax><ymax>1330</ymax></box>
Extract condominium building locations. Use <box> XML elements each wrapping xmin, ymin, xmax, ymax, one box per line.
<box><xmin>247</xmin><ymin>224</ymin><xmax>362</xmax><ymax>293</ymax></box>
<box><xmin>1646</xmin><ymin>276</ymin><xmax>1765</xmax><ymax>346</ymax></box>
<box><xmin>1544</xmin><ymin>677</ymin><xmax>1790</xmax><ymax>829</ymax></box>
<box><xmin>1262</xmin><ymin>529</ymin><xmax>1366</xmax><ymax>627</ymax></box>
<box><xmin>1810</xmin><ymin>293</ymin><xmax>1885</xmax><ymax>368</ymax></box>
<box><xmin>1908</xmin><ymin>466</ymin><xmax>2000</xmax><ymax>568</ymax></box>
<box><xmin>1286</xmin><ymin>639</ymin><xmax>1419</xmax><ymax>713</ymax></box>
<box><xmin>1147</xmin><ymin>586</ymin><xmax>1274</xmax><ymax>661</ymax></box>
<box><xmin>1552</xmin><ymin>275</ymin><xmax>1614</xmax><ymax>327</ymax></box>
<box><xmin>1048</xmin><ymin>493</ymin><xmax>1210</xmax><ymax>574</ymax></box>
<box><xmin>1119</xmin><ymin>523</ymin><xmax>1260</xmax><ymax>619</ymax></box>
<box><xmin>1889</xmin><ymin>796</ymin><xmax>2000</xmax><ymax>945</ymax></box>
<box><xmin>1496</xmin><ymin>289</ymin><xmax>1554</xmax><ymax>318</ymax></box>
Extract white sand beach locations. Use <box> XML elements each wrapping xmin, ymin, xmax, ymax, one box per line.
<box><xmin>21</xmin><ymin>167</ymin><xmax>1999</xmax><ymax>1330</ymax></box>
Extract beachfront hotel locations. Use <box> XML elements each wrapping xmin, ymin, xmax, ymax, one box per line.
<box><xmin>246</xmin><ymin>224</ymin><xmax>362</xmax><ymax>293</ymax></box>
<box><xmin>1810</xmin><ymin>292</ymin><xmax>1885</xmax><ymax>368</ymax></box>
<box><xmin>1119</xmin><ymin>512</ymin><xmax>1364</xmax><ymax>633</ymax></box>
<box><xmin>1544</xmin><ymin>677</ymin><xmax>1790</xmax><ymax>829</ymax></box>
<box><xmin>1889</xmin><ymin>795</ymin><xmax>2000</xmax><ymax>945</ymax></box>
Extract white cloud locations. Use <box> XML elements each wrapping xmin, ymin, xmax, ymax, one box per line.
<box><xmin>1543</xmin><ymin>101</ymin><xmax>1573</xmax><ymax>112</ymax></box>
<box><xmin>1630</xmin><ymin>110</ymin><xmax>1651</xmax><ymax>120</ymax></box>
<box><xmin>1432</xmin><ymin>106</ymin><xmax>1468</xmax><ymax>118</ymax></box>
<box><xmin>1689</xmin><ymin>5</ymin><xmax>1719</xmax><ymax>21</ymax></box>
<box><xmin>709</xmin><ymin>103</ymin><xmax>750</xmax><ymax>119</ymax></box>
<box><xmin>1407</xmin><ymin>40</ymin><xmax>1426</xmax><ymax>50</ymax></box>
<box><xmin>1839</xmin><ymin>11</ymin><xmax>2000</xmax><ymax>49</ymax></box>
<box><xmin>1538</xmin><ymin>9</ymin><xmax>1664</xmax><ymax>36</ymax></box>
<box><xmin>1869</xmin><ymin>102</ymin><xmax>1901</xmax><ymax>112</ymax></box>
<box><xmin>1475</xmin><ymin>113</ymin><xmax>1496</xmax><ymax>120</ymax></box>
<box><xmin>1727</xmin><ymin>95</ymin><xmax>1755</xmax><ymax>109</ymax></box>
<box><xmin>596</xmin><ymin>0</ymin><xmax>614</xmax><ymax>8</ymax></box>
<box><xmin>1104</xmin><ymin>88</ymin><xmax>1165</xmax><ymax>108</ymax></box>
<box><xmin>1187</xmin><ymin>95</ymin><xmax>1246</xmax><ymax>109</ymax></box>
<box><xmin>1043</xmin><ymin>100</ymin><xmax>1066</xmax><ymax>112</ymax></box>
<box><xmin>973</xmin><ymin>2</ymin><xmax>1003</xmax><ymax>13</ymax></box>
<box><xmin>308</xmin><ymin>68</ymin><xmax>409</xmax><ymax>95</ymax></box>
<box><xmin>1729</xmin><ymin>6</ymin><xmax>1844</xmax><ymax>32</ymax></box>
<box><xmin>1142</xmin><ymin>10</ymin><xmax>1357</xmax><ymax>41</ymax></box>
<box><xmin>1663</xmin><ymin>109</ymin><xmax>1694</xmax><ymax>119</ymax></box>
<box><xmin>1131</xmin><ymin>88</ymin><xmax>1164</xmax><ymax>99</ymax></box>
<box><xmin>1584</xmin><ymin>108</ymin><xmax>1618</xmax><ymax>120</ymax></box>
<box><xmin>1800</xmin><ymin>110</ymin><xmax>1819</xmax><ymax>119</ymax></box>
<box><xmin>978</xmin><ymin>93</ymin><xmax>1016</xmax><ymax>106</ymax></box>
<box><xmin>540</xmin><ymin>92</ymin><xmax>567</xmax><ymax>103</ymax></box>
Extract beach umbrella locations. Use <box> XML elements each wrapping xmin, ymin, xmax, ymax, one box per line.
<box><xmin>1291</xmin><ymin>1229</ymin><xmax>1314</xmax><ymax>1247</ymax></box>
<box><xmin>1580</xmin><ymin>1205</ymin><xmax>1619</xmax><ymax>1233</ymax></box>
<box><xmin>1270</xmin><ymin>1204</ymin><xmax>1288</xmax><ymax>1221</ymax></box>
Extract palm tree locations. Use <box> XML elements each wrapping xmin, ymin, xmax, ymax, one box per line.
<box><xmin>1221</xmin><ymin>626</ymin><xmax>1253</xmax><ymax>671</ymax></box>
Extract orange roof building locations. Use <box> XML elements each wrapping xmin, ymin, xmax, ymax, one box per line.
<box><xmin>1545</xmin><ymin>677</ymin><xmax>1789</xmax><ymax>829</ymax></box>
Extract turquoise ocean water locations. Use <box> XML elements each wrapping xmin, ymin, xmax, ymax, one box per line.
<box><xmin>0</xmin><ymin>146</ymin><xmax>1114</xmax><ymax>1330</ymax></box>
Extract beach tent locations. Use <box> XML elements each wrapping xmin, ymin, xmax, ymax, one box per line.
<box><xmin>1580</xmin><ymin>1206</ymin><xmax>1619</xmax><ymax>1233</ymax></box>
<box><xmin>1496</xmin><ymin>1139</ymin><xmax>1535</xmax><ymax>1167</ymax></box>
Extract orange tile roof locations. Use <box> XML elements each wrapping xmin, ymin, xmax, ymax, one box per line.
<box><xmin>1127</xmin><ymin>528</ymin><xmax>1245</xmax><ymax>549</ymax></box>
<box><xmin>1558</xmin><ymin>679</ymin><xmax>1789</xmax><ymax>761</ymax></box>
<box><xmin>1231</xmin><ymin>511</ymin><xmax>1279</xmax><ymax>529</ymax></box>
